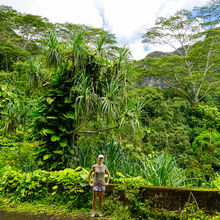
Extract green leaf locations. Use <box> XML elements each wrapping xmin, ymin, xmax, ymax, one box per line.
<box><xmin>58</xmin><ymin>125</ymin><xmax>66</xmax><ymax>132</ymax></box>
<box><xmin>47</xmin><ymin>116</ymin><xmax>57</xmax><ymax>119</ymax></box>
<box><xmin>46</xmin><ymin>97</ymin><xmax>55</xmax><ymax>104</ymax></box>
<box><xmin>64</xmin><ymin>97</ymin><xmax>71</xmax><ymax>103</ymax></box>
<box><xmin>21</xmin><ymin>189</ymin><xmax>25</xmax><ymax>196</ymax></box>
<box><xmin>214</xmin><ymin>177</ymin><xmax>220</xmax><ymax>189</ymax></box>
<box><xmin>51</xmin><ymin>135</ymin><xmax>60</xmax><ymax>142</ymax></box>
<box><xmin>39</xmin><ymin>147</ymin><xmax>48</xmax><ymax>153</ymax></box>
<box><xmin>63</xmin><ymin>112</ymin><xmax>75</xmax><ymax>119</ymax></box>
<box><xmin>52</xmin><ymin>185</ymin><xmax>58</xmax><ymax>190</ymax></box>
<box><xmin>42</xmin><ymin>129</ymin><xmax>55</xmax><ymax>135</ymax></box>
<box><xmin>51</xmin><ymin>162</ymin><xmax>58</xmax><ymax>170</ymax></box>
<box><xmin>53</xmin><ymin>150</ymin><xmax>63</xmax><ymax>155</ymax></box>
<box><xmin>59</xmin><ymin>139</ymin><xmax>67</xmax><ymax>147</ymax></box>
<box><xmin>43</xmin><ymin>154</ymin><xmax>52</xmax><ymax>160</ymax></box>
<box><xmin>54</xmin><ymin>89</ymin><xmax>63</xmax><ymax>95</ymax></box>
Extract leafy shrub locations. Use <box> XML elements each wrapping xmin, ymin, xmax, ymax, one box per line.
<box><xmin>0</xmin><ymin>166</ymin><xmax>91</xmax><ymax>207</ymax></box>
<box><xmin>102</xmin><ymin>196</ymin><xmax>132</xmax><ymax>219</ymax></box>
<box><xmin>124</xmin><ymin>188</ymin><xmax>151</xmax><ymax>220</ymax></box>
<box><xmin>0</xmin><ymin>142</ymin><xmax>38</xmax><ymax>171</ymax></box>
<box><xmin>214</xmin><ymin>174</ymin><xmax>220</xmax><ymax>189</ymax></box>
<box><xmin>180</xmin><ymin>202</ymin><xmax>206</xmax><ymax>220</ymax></box>
<box><xmin>192</xmin><ymin>131</ymin><xmax>220</xmax><ymax>170</ymax></box>
<box><xmin>103</xmin><ymin>187</ymin><xmax>151</xmax><ymax>220</ymax></box>
<box><xmin>112</xmin><ymin>172</ymin><xmax>151</xmax><ymax>186</ymax></box>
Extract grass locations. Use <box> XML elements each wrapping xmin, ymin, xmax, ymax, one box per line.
<box><xmin>0</xmin><ymin>194</ymin><xmax>219</xmax><ymax>220</ymax></box>
<box><xmin>0</xmin><ymin>194</ymin><xmax>89</xmax><ymax>217</ymax></box>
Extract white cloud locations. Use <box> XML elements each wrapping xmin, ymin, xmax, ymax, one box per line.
<box><xmin>32</xmin><ymin>0</ymin><xmax>103</xmax><ymax>27</ymax></box>
<box><xmin>94</xmin><ymin>0</ymin><xmax>207</xmax><ymax>59</ymax></box>
<box><xmin>95</xmin><ymin>0</ymin><xmax>163</xmax><ymax>41</ymax></box>
<box><xmin>0</xmin><ymin>0</ymin><xmax>208</xmax><ymax>59</ymax></box>
<box><xmin>0</xmin><ymin>0</ymin><xmax>36</xmax><ymax>13</ymax></box>
<box><xmin>129</xmin><ymin>40</ymin><xmax>147</xmax><ymax>60</ymax></box>
<box><xmin>95</xmin><ymin>0</ymin><xmax>206</xmax><ymax>40</ymax></box>
<box><xmin>0</xmin><ymin>0</ymin><xmax>103</xmax><ymax>27</ymax></box>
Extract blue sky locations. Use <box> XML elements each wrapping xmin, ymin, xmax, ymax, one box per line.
<box><xmin>0</xmin><ymin>0</ymin><xmax>207</xmax><ymax>59</ymax></box>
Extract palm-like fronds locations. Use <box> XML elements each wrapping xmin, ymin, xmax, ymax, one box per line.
<box><xmin>46</xmin><ymin>30</ymin><xmax>61</xmax><ymax>68</ymax></box>
<box><xmin>2</xmin><ymin>99</ymin><xmax>33</xmax><ymax>136</ymax></box>
<box><xmin>77</xmin><ymin>145</ymin><xmax>93</xmax><ymax>168</ymax></box>
<box><xmin>70</xmin><ymin>30</ymin><xmax>85</xmax><ymax>51</ymax></box>
<box><xmin>101</xmin><ymin>80</ymin><xmax>119</xmax><ymax>117</ymax></box>
<box><xmin>120</xmin><ymin>154</ymin><xmax>141</xmax><ymax>176</ymax></box>
<box><xmin>74</xmin><ymin>73</ymin><xmax>98</xmax><ymax>123</ymax></box>
<box><xmin>120</xmin><ymin>100</ymin><xmax>144</xmax><ymax>134</ymax></box>
<box><xmin>96</xmin><ymin>34</ymin><xmax>109</xmax><ymax>64</ymax></box>
<box><xmin>95</xmin><ymin>139</ymin><xmax>123</xmax><ymax>175</ymax></box>
<box><xmin>27</xmin><ymin>57</ymin><xmax>44</xmax><ymax>92</ymax></box>
<box><xmin>69</xmin><ymin>30</ymin><xmax>88</xmax><ymax>69</ymax></box>
<box><xmin>117</xmin><ymin>46</ymin><xmax>130</xmax><ymax>71</ymax></box>
<box><xmin>97</xmin><ymin>34</ymin><xmax>107</xmax><ymax>52</ymax></box>
<box><xmin>141</xmin><ymin>151</ymin><xmax>188</xmax><ymax>187</ymax></box>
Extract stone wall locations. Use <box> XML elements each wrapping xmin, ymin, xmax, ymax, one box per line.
<box><xmin>106</xmin><ymin>184</ymin><xmax>220</xmax><ymax>212</ymax></box>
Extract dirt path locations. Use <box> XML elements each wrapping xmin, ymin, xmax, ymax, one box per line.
<box><xmin>0</xmin><ymin>211</ymin><xmax>111</xmax><ymax>220</ymax></box>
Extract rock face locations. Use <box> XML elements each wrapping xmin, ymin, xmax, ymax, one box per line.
<box><xmin>136</xmin><ymin>47</ymin><xmax>185</xmax><ymax>88</ymax></box>
<box><xmin>136</xmin><ymin>76</ymin><xmax>167</xmax><ymax>89</ymax></box>
<box><xmin>146</xmin><ymin>47</ymin><xmax>184</xmax><ymax>58</ymax></box>
<box><xmin>146</xmin><ymin>51</ymin><xmax>174</xmax><ymax>58</ymax></box>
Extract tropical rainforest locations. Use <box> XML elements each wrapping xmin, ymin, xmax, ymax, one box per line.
<box><xmin>0</xmin><ymin>0</ymin><xmax>220</xmax><ymax>219</ymax></box>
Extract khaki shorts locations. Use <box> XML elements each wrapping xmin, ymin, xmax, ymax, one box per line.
<box><xmin>92</xmin><ymin>186</ymin><xmax>106</xmax><ymax>191</ymax></box>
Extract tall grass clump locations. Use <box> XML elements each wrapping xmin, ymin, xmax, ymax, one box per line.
<box><xmin>141</xmin><ymin>151</ymin><xmax>189</xmax><ymax>187</ymax></box>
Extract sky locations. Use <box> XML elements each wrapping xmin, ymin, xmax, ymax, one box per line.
<box><xmin>0</xmin><ymin>0</ymin><xmax>208</xmax><ymax>60</ymax></box>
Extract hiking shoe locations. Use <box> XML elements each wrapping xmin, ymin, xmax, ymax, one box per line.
<box><xmin>91</xmin><ymin>211</ymin><xmax>96</xmax><ymax>217</ymax></box>
<box><xmin>97</xmin><ymin>211</ymin><xmax>103</xmax><ymax>217</ymax></box>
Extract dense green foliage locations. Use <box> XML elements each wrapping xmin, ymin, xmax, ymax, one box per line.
<box><xmin>0</xmin><ymin>164</ymin><xmax>219</xmax><ymax>219</ymax></box>
<box><xmin>0</xmin><ymin>1</ymin><xmax>220</xmax><ymax>218</ymax></box>
<box><xmin>0</xmin><ymin>165</ymin><xmax>90</xmax><ymax>208</ymax></box>
<box><xmin>32</xmin><ymin>31</ymin><xmax>141</xmax><ymax>170</ymax></box>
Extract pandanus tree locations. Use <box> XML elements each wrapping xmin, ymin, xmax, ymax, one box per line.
<box><xmin>45</xmin><ymin>30</ymin><xmax>61</xmax><ymax>69</ymax></box>
<box><xmin>33</xmin><ymin>30</ymin><xmax>143</xmax><ymax>170</ymax></box>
